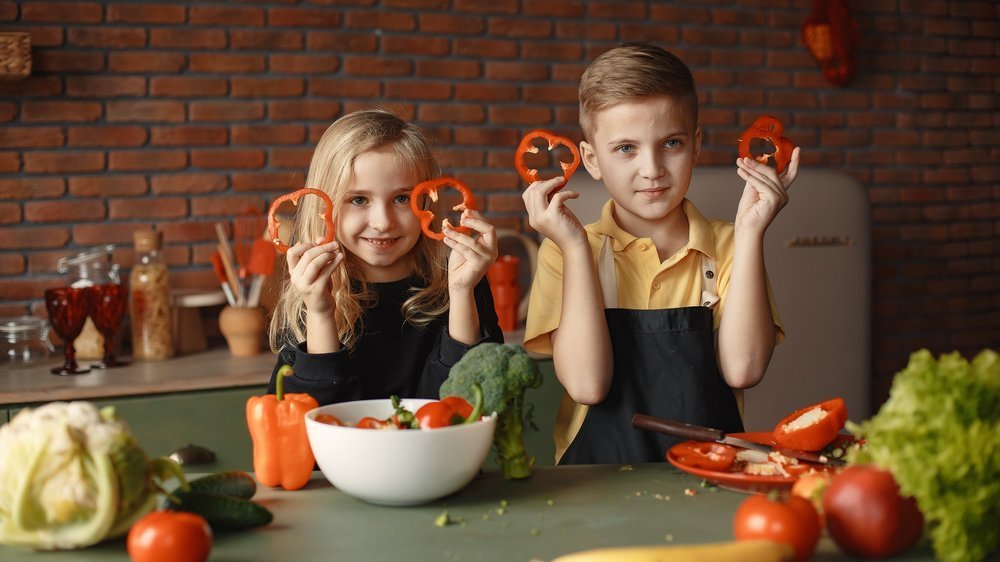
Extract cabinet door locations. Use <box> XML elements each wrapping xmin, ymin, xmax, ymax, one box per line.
<box><xmin>523</xmin><ymin>359</ymin><xmax>560</xmax><ymax>467</ymax></box>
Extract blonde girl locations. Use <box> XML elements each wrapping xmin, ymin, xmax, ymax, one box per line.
<box><xmin>266</xmin><ymin>109</ymin><xmax>503</xmax><ymax>404</ymax></box>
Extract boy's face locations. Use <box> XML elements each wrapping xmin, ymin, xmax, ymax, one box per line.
<box><xmin>580</xmin><ymin>95</ymin><xmax>701</xmax><ymax>235</ymax></box>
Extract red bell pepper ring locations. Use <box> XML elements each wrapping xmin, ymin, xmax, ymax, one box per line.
<box><xmin>773</xmin><ymin>397</ymin><xmax>848</xmax><ymax>452</ymax></box>
<box><xmin>670</xmin><ymin>441</ymin><xmax>738</xmax><ymax>471</ymax></box>
<box><xmin>738</xmin><ymin>115</ymin><xmax>796</xmax><ymax>174</ymax></box>
<box><xmin>267</xmin><ymin>188</ymin><xmax>335</xmax><ymax>254</ymax></box>
<box><xmin>515</xmin><ymin>129</ymin><xmax>581</xmax><ymax>189</ymax></box>
<box><xmin>409</xmin><ymin>177</ymin><xmax>477</xmax><ymax>241</ymax></box>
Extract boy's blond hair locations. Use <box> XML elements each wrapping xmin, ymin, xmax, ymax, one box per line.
<box><xmin>268</xmin><ymin>109</ymin><xmax>450</xmax><ymax>353</ymax></box>
<box><xmin>578</xmin><ymin>42</ymin><xmax>698</xmax><ymax>140</ymax></box>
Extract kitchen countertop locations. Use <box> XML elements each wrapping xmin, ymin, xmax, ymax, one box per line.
<box><xmin>0</xmin><ymin>464</ymin><xmax>945</xmax><ymax>562</ymax></box>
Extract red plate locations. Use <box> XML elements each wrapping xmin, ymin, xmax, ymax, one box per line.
<box><xmin>666</xmin><ymin>432</ymin><xmax>838</xmax><ymax>494</ymax></box>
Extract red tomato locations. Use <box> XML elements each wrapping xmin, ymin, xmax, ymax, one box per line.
<box><xmin>315</xmin><ymin>413</ymin><xmax>344</xmax><ymax>426</ymax></box>
<box><xmin>671</xmin><ymin>442</ymin><xmax>738</xmax><ymax>471</ymax></box>
<box><xmin>415</xmin><ymin>401</ymin><xmax>460</xmax><ymax>429</ymax></box>
<box><xmin>128</xmin><ymin>511</ymin><xmax>212</xmax><ymax>562</ymax></box>
<box><xmin>441</xmin><ymin>395</ymin><xmax>474</xmax><ymax>421</ymax></box>
<box><xmin>823</xmin><ymin>465</ymin><xmax>924</xmax><ymax>559</ymax></box>
<box><xmin>773</xmin><ymin>397</ymin><xmax>848</xmax><ymax>451</ymax></box>
<box><xmin>734</xmin><ymin>494</ymin><xmax>820</xmax><ymax>562</ymax></box>
<box><xmin>355</xmin><ymin>416</ymin><xmax>391</xmax><ymax>429</ymax></box>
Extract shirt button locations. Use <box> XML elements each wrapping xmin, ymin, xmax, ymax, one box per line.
<box><xmin>639</xmin><ymin>244</ymin><xmax>649</xmax><ymax>251</ymax></box>
<box><xmin>652</xmin><ymin>282</ymin><xmax>661</xmax><ymax>291</ymax></box>
<box><xmin>705</xmin><ymin>270</ymin><xmax>715</xmax><ymax>279</ymax></box>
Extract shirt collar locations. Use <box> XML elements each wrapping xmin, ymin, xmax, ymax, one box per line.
<box><xmin>590</xmin><ymin>198</ymin><xmax>716</xmax><ymax>260</ymax></box>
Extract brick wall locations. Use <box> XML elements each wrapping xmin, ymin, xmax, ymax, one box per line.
<box><xmin>0</xmin><ymin>0</ymin><xmax>996</xmax><ymax>404</ymax></box>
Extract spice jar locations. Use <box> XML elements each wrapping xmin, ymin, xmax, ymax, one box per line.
<box><xmin>56</xmin><ymin>244</ymin><xmax>120</xmax><ymax>360</ymax></box>
<box><xmin>129</xmin><ymin>229</ymin><xmax>174</xmax><ymax>360</ymax></box>
<box><xmin>0</xmin><ymin>316</ymin><xmax>55</xmax><ymax>370</ymax></box>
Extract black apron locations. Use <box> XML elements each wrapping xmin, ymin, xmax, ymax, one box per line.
<box><xmin>559</xmin><ymin>236</ymin><xmax>744</xmax><ymax>465</ymax></box>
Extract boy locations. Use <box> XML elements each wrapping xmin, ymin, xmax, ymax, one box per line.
<box><xmin>522</xmin><ymin>42</ymin><xmax>799</xmax><ymax>464</ymax></box>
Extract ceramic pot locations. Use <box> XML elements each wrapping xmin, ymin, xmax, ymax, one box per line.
<box><xmin>218</xmin><ymin>306</ymin><xmax>265</xmax><ymax>357</ymax></box>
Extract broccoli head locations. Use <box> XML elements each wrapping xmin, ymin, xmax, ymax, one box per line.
<box><xmin>440</xmin><ymin>343</ymin><xmax>542</xmax><ymax>479</ymax></box>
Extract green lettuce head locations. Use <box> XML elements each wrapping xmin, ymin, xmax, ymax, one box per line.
<box><xmin>0</xmin><ymin>401</ymin><xmax>183</xmax><ymax>550</ymax></box>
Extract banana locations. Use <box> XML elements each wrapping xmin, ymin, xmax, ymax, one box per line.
<box><xmin>551</xmin><ymin>539</ymin><xmax>794</xmax><ymax>562</ymax></box>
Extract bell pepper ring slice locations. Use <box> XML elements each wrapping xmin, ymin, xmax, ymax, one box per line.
<box><xmin>266</xmin><ymin>188</ymin><xmax>335</xmax><ymax>254</ymax></box>
<box><xmin>409</xmin><ymin>177</ymin><xmax>477</xmax><ymax>241</ymax></box>
<box><xmin>737</xmin><ymin>115</ymin><xmax>796</xmax><ymax>174</ymax></box>
<box><xmin>515</xmin><ymin>129</ymin><xmax>581</xmax><ymax>189</ymax></box>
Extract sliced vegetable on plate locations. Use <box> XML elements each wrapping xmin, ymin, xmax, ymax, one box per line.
<box><xmin>773</xmin><ymin>397</ymin><xmax>848</xmax><ymax>452</ymax></box>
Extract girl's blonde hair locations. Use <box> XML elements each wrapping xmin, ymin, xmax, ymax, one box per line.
<box><xmin>268</xmin><ymin>109</ymin><xmax>449</xmax><ymax>353</ymax></box>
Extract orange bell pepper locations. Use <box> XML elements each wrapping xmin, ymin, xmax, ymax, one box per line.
<box><xmin>246</xmin><ymin>365</ymin><xmax>318</xmax><ymax>490</ymax></box>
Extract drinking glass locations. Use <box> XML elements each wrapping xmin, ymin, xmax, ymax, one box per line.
<box><xmin>44</xmin><ymin>287</ymin><xmax>91</xmax><ymax>375</ymax></box>
<box><xmin>87</xmin><ymin>283</ymin><xmax>128</xmax><ymax>368</ymax></box>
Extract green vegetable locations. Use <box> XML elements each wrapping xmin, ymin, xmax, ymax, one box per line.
<box><xmin>167</xmin><ymin>489</ymin><xmax>272</xmax><ymax>533</ymax></box>
<box><xmin>440</xmin><ymin>343</ymin><xmax>542</xmax><ymax>480</ymax></box>
<box><xmin>186</xmin><ymin>471</ymin><xmax>257</xmax><ymax>500</ymax></box>
<box><xmin>0</xmin><ymin>402</ymin><xmax>184</xmax><ymax>550</ymax></box>
<box><xmin>848</xmin><ymin>349</ymin><xmax>999</xmax><ymax>562</ymax></box>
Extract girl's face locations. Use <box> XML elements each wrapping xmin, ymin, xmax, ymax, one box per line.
<box><xmin>336</xmin><ymin>145</ymin><xmax>423</xmax><ymax>283</ymax></box>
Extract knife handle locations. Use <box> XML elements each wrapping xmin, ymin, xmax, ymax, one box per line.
<box><xmin>631</xmin><ymin>414</ymin><xmax>724</xmax><ymax>442</ymax></box>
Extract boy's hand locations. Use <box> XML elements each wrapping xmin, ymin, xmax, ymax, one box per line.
<box><xmin>734</xmin><ymin>147</ymin><xmax>800</xmax><ymax>235</ymax></box>
<box><xmin>286</xmin><ymin>237</ymin><xmax>343</xmax><ymax>314</ymax></box>
<box><xmin>522</xmin><ymin>176</ymin><xmax>586</xmax><ymax>248</ymax></box>
<box><xmin>444</xmin><ymin>209</ymin><xmax>498</xmax><ymax>292</ymax></box>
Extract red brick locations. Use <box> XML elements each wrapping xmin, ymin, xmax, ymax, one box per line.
<box><xmin>0</xmin><ymin>226</ymin><xmax>69</xmax><ymax>249</ymax></box>
<box><xmin>619</xmin><ymin>23</ymin><xmax>681</xmax><ymax>44</ymax></box>
<box><xmin>523</xmin><ymin>84</ymin><xmax>578</xmax><ymax>104</ymax></box>
<box><xmin>190</xmin><ymin>101</ymin><xmax>265</xmax><ymax>122</ymax></box>
<box><xmin>24</xmin><ymin>151</ymin><xmax>105</xmax><ymax>173</ymax></box>
<box><xmin>0</xmin><ymin>26</ymin><xmax>63</xmax><ymax>47</ymax></box>
<box><xmin>22</xmin><ymin>2</ymin><xmax>101</xmax><ymax>22</ymax></box>
<box><xmin>192</xmin><ymin>196</ymin><xmax>265</xmax><ymax>217</ymax></box>
<box><xmin>0</xmin><ymin>177</ymin><xmax>65</xmax><ymax>199</ymax></box>
<box><xmin>150</xmin><ymin>29</ymin><xmax>226</xmax><ymax>49</ymax></box>
<box><xmin>555</xmin><ymin>21</ymin><xmax>616</xmax><ymax>40</ymax></box>
<box><xmin>67</xmin><ymin>126</ymin><xmax>147</xmax><ymax>147</ymax></box>
<box><xmin>523</xmin><ymin>0</ymin><xmax>582</xmax><ymax>17</ymax></box>
<box><xmin>306</xmin><ymin>31</ymin><xmax>377</xmax><ymax>52</ymax></box>
<box><xmin>454</xmin><ymin>38</ymin><xmax>517</xmax><ymax>58</ymax></box>
<box><xmin>108</xmin><ymin>3</ymin><xmax>186</xmax><ymax>23</ymax></box>
<box><xmin>150</xmin><ymin>77</ymin><xmax>228</xmax><ymax>97</ymax></box>
<box><xmin>232</xmin><ymin>171</ymin><xmax>305</xmax><ymax>192</ymax></box>
<box><xmin>191</xmin><ymin>149</ymin><xmax>266</xmax><ymax>170</ymax></box>
<box><xmin>69</xmin><ymin>175</ymin><xmax>148</xmax><ymax>197</ymax></box>
<box><xmin>0</xmin><ymin>254</ymin><xmax>25</xmax><ymax>275</ymax></box>
<box><xmin>0</xmin><ymin>76</ymin><xmax>62</xmax><ymax>96</ymax></box>
<box><xmin>22</xmin><ymin>101</ymin><xmax>101</xmax><ymax>123</ymax></box>
<box><xmin>453</xmin><ymin>127</ymin><xmax>519</xmax><ymax>147</ymax></box>
<box><xmin>269</xmin><ymin>7</ymin><xmax>340</xmax><ymax>27</ymax></box>
<box><xmin>66</xmin><ymin>76</ymin><xmax>147</xmax><ymax>97</ymax></box>
<box><xmin>158</xmin><ymin>221</ymin><xmax>219</xmax><ymax>244</ymax></box>
<box><xmin>346</xmin><ymin>11</ymin><xmax>415</xmax><ymax>31</ymax></box>
<box><xmin>231</xmin><ymin>124</ymin><xmax>305</xmax><ymax>145</ymax></box>
<box><xmin>72</xmin><ymin>222</ymin><xmax>149</xmax><ymax>246</ymax></box>
<box><xmin>0</xmin><ymin>202</ymin><xmax>20</xmax><ymax>224</ymax></box>
<box><xmin>485</xmin><ymin>193</ymin><xmax>524</xmax><ymax>213</ymax></box>
<box><xmin>488</xmin><ymin>18</ymin><xmax>552</xmax><ymax>38</ymax></box>
<box><xmin>450</xmin><ymin>170</ymin><xmax>515</xmax><ymax>191</ymax></box>
<box><xmin>0</xmin><ymin>127</ymin><xmax>64</xmax><ymax>148</ymax></box>
<box><xmin>231</xmin><ymin>77</ymin><xmax>304</xmax><ymax>97</ymax></box>
<box><xmin>24</xmin><ymin>200</ymin><xmax>106</xmax><ymax>223</ymax></box>
<box><xmin>107</xmin><ymin>100</ymin><xmax>185</xmax><ymax>123</ymax></box>
<box><xmin>383</xmin><ymin>35</ymin><xmax>450</xmax><ymax>56</ymax></box>
<box><xmin>108</xmin><ymin>52</ymin><xmax>186</xmax><ymax>73</ymax></box>
<box><xmin>0</xmin><ymin>278</ymin><xmax>66</xmax><ymax>300</ymax></box>
<box><xmin>455</xmin><ymin>0</ymin><xmax>516</xmax><ymax>13</ymax></box>
<box><xmin>489</xmin><ymin>106</ymin><xmax>552</xmax><ymax>126</ymax></box>
<box><xmin>68</xmin><ymin>27</ymin><xmax>147</xmax><ymax>48</ymax></box>
<box><xmin>109</xmin><ymin>197</ymin><xmax>188</xmax><ymax>220</ymax></box>
<box><xmin>190</xmin><ymin>5</ymin><xmax>263</xmax><ymax>26</ymax></box>
<box><xmin>268</xmin><ymin>100</ymin><xmax>340</xmax><ymax>121</ymax></box>
<box><xmin>0</xmin><ymin>2</ymin><xmax>17</xmax><ymax>20</ymax></box>
<box><xmin>189</xmin><ymin>53</ymin><xmax>264</xmax><ymax>74</ymax></box>
<box><xmin>34</xmin><ymin>50</ymin><xmax>104</xmax><ymax>73</ymax></box>
<box><xmin>151</xmin><ymin>126</ymin><xmax>228</xmax><ymax>146</ymax></box>
<box><xmin>268</xmin><ymin>54</ymin><xmax>339</xmax><ymax>74</ymax></box>
<box><xmin>436</xmin><ymin>147</ymin><xmax>484</xmax><ymax>168</ymax></box>
<box><xmin>385</xmin><ymin>81</ymin><xmax>452</xmax><ymax>101</ymax></box>
<box><xmin>231</xmin><ymin>30</ymin><xmax>302</xmax><ymax>51</ymax></box>
<box><xmin>588</xmin><ymin>1</ymin><xmax>645</xmax><ymax>18</ymax></box>
<box><xmin>309</xmin><ymin>78</ymin><xmax>380</xmax><ymax>98</ymax></box>
<box><xmin>418</xmin><ymin>103</ymin><xmax>485</xmax><ymax>124</ymax></box>
<box><xmin>344</xmin><ymin>56</ymin><xmax>412</xmax><ymax>77</ymax></box>
<box><xmin>0</xmin><ymin>101</ymin><xmax>15</xmax><ymax>121</ymax></box>
<box><xmin>485</xmin><ymin>61</ymin><xmax>549</xmax><ymax>81</ymax></box>
<box><xmin>0</xmin><ymin>153</ymin><xmax>20</xmax><ymax>172</ymax></box>
<box><xmin>454</xmin><ymin>83</ymin><xmax>517</xmax><ymax>102</ymax></box>
<box><xmin>651</xmin><ymin>3</ymin><xmax>711</xmax><ymax>23</ymax></box>
<box><xmin>384</xmin><ymin>0</ymin><xmax>447</xmax><ymax>7</ymax></box>
<box><xmin>414</xmin><ymin>59</ymin><xmax>480</xmax><ymax>79</ymax></box>
<box><xmin>552</xmin><ymin>63</ymin><xmax>586</xmax><ymax>82</ymax></box>
<box><xmin>267</xmin><ymin>148</ymin><xmax>314</xmax><ymax>170</ymax></box>
<box><xmin>152</xmin><ymin>173</ymin><xmax>228</xmax><ymax>195</ymax></box>
<box><xmin>109</xmin><ymin>150</ymin><xmax>187</xmax><ymax>171</ymax></box>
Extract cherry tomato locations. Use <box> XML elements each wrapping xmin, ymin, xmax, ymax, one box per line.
<box><xmin>415</xmin><ymin>401</ymin><xmax>460</xmax><ymax>429</ymax></box>
<box><xmin>315</xmin><ymin>413</ymin><xmax>344</xmax><ymax>426</ymax></box>
<box><xmin>671</xmin><ymin>441</ymin><xmax>738</xmax><ymax>471</ymax></box>
<box><xmin>128</xmin><ymin>511</ymin><xmax>212</xmax><ymax>562</ymax></box>
<box><xmin>792</xmin><ymin>472</ymin><xmax>832</xmax><ymax>528</ymax></box>
<box><xmin>356</xmin><ymin>416</ymin><xmax>391</xmax><ymax>429</ymax></box>
<box><xmin>441</xmin><ymin>395</ymin><xmax>474</xmax><ymax>421</ymax></box>
<box><xmin>823</xmin><ymin>465</ymin><xmax>924</xmax><ymax>559</ymax></box>
<box><xmin>734</xmin><ymin>493</ymin><xmax>820</xmax><ymax>562</ymax></box>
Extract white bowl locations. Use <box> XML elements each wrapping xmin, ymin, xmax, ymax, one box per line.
<box><xmin>305</xmin><ymin>399</ymin><xmax>496</xmax><ymax>506</ymax></box>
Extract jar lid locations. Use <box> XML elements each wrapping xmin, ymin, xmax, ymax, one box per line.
<box><xmin>134</xmin><ymin>229</ymin><xmax>162</xmax><ymax>252</ymax></box>
<box><xmin>0</xmin><ymin>316</ymin><xmax>47</xmax><ymax>334</ymax></box>
<box><xmin>56</xmin><ymin>244</ymin><xmax>116</xmax><ymax>274</ymax></box>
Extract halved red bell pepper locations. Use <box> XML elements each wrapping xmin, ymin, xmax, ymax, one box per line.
<box><xmin>515</xmin><ymin>129</ymin><xmax>581</xmax><ymax>189</ymax></box>
<box><xmin>738</xmin><ymin>116</ymin><xmax>796</xmax><ymax>174</ymax></box>
<box><xmin>773</xmin><ymin>397</ymin><xmax>848</xmax><ymax>452</ymax></box>
<box><xmin>409</xmin><ymin>177</ymin><xmax>477</xmax><ymax>241</ymax></box>
<box><xmin>267</xmin><ymin>188</ymin><xmax>335</xmax><ymax>254</ymax></box>
<box><xmin>671</xmin><ymin>441</ymin><xmax>738</xmax><ymax>471</ymax></box>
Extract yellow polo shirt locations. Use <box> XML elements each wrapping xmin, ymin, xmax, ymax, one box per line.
<box><xmin>523</xmin><ymin>198</ymin><xmax>784</xmax><ymax>462</ymax></box>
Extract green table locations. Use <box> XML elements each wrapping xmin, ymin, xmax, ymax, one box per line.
<box><xmin>0</xmin><ymin>464</ymin><xmax>946</xmax><ymax>562</ymax></box>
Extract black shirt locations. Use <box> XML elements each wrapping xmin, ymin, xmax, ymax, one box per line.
<box><xmin>266</xmin><ymin>277</ymin><xmax>503</xmax><ymax>405</ymax></box>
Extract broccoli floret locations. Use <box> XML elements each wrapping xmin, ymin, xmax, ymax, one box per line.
<box><xmin>440</xmin><ymin>343</ymin><xmax>542</xmax><ymax>479</ymax></box>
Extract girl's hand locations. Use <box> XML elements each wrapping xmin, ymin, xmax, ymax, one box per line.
<box><xmin>286</xmin><ymin>237</ymin><xmax>343</xmax><ymax>314</ymax></box>
<box><xmin>443</xmin><ymin>209</ymin><xmax>498</xmax><ymax>293</ymax></box>
<box><xmin>522</xmin><ymin>176</ymin><xmax>586</xmax><ymax>249</ymax></box>
<box><xmin>734</xmin><ymin>147</ymin><xmax>800</xmax><ymax>236</ymax></box>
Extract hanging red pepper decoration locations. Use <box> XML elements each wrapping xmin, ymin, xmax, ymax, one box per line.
<box><xmin>802</xmin><ymin>0</ymin><xmax>859</xmax><ymax>87</ymax></box>
<box><xmin>738</xmin><ymin>115</ymin><xmax>796</xmax><ymax>174</ymax></box>
<box><xmin>266</xmin><ymin>188</ymin><xmax>335</xmax><ymax>254</ymax></box>
<box><xmin>515</xmin><ymin>130</ymin><xmax>581</xmax><ymax>190</ymax></box>
<box><xmin>409</xmin><ymin>177</ymin><xmax>477</xmax><ymax>241</ymax></box>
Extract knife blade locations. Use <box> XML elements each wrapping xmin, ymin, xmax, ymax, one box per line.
<box><xmin>631</xmin><ymin>413</ymin><xmax>845</xmax><ymax>467</ymax></box>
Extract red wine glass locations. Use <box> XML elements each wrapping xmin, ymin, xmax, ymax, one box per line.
<box><xmin>87</xmin><ymin>283</ymin><xmax>128</xmax><ymax>369</ymax></box>
<box><xmin>44</xmin><ymin>287</ymin><xmax>91</xmax><ymax>375</ymax></box>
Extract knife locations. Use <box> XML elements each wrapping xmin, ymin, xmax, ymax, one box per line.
<box><xmin>631</xmin><ymin>413</ymin><xmax>845</xmax><ymax>467</ymax></box>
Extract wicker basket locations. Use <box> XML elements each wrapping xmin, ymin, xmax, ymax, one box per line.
<box><xmin>0</xmin><ymin>32</ymin><xmax>31</xmax><ymax>81</ymax></box>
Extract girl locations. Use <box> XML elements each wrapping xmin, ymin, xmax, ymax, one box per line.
<box><xmin>266</xmin><ymin>109</ymin><xmax>503</xmax><ymax>404</ymax></box>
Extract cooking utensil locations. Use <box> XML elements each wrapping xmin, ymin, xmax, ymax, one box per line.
<box><xmin>632</xmin><ymin>413</ymin><xmax>845</xmax><ymax>466</ymax></box>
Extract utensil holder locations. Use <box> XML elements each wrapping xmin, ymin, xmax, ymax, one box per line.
<box><xmin>218</xmin><ymin>306</ymin><xmax>265</xmax><ymax>357</ymax></box>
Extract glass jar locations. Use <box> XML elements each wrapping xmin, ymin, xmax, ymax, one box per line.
<box><xmin>0</xmin><ymin>316</ymin><xmax>55</xmax><ymax>370</ymax></box>
<box><xmin>56</xmin><ymin>244</ymin><xmax>120</xmax><ymax>360</ymax></box>
<box><xmin>130</xmin><ymin>229</ymin><xmax>174</xmax><ymax>360</ymax></box>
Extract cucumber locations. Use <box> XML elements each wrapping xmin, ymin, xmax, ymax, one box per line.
<box><xmin>187</xmin><ymin>471</ymin><xmax>257</xmax><ymax>500</ymax></box>
<box><xmin>169</xmin><ymin>490</ymin><xmax>273</xmax><ymax>532</ymax></box>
